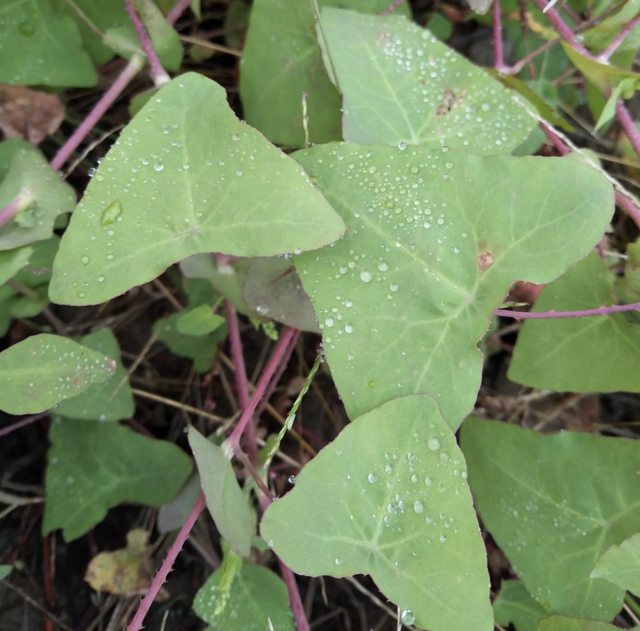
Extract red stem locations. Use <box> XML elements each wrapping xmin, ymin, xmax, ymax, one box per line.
<box><xmin>0</xmin><ymin>412</ymin><xmax>48</xmax><ymax>438</ymax></box>
<box><xmin>123</xmin><ymin>0</ymin><xmax>170</xmax><ymax>86</ymax></box>
<box><xmin>540</xmin><ymin>122</ymin><xmax>569</xmax><ymax>155</ymax></box>
<box><xmin>0</xmin><ymin>195</ymin><xmax>26</xmax><ymax>230</ymax></box>
<box><xmin>616</xmin><ymin>100</ymin><xmax>640</xmax><ymax>162</ymax></box>
<box><xmin>598</xmin><ymin>13</ymin><xmax>640</xmax><ymax>61</ymax></box>
<box><xmin>492</xmin><ymin>0</ymin><xmax>505</xmax><ymax>71</ymax></box>
<box><xmin>380</xmin><ymin>0</ymin><xmax>407</xmax><ymax>14</ymax></box>
<box><xmin>166</xmin><ymin>0</ymin><xmax>193</xmax><ymax>25</ymax></box>
<box><xmin>529</xmin><ymin>0</ymin><xmax>591</xmax><ymax>56</ymax></box>
<box><xmin>126</xmin><ymin>493</ymin><xmax>206</xmax><ymax>631</ymax></box>
<box><xmin>494</xmin><ymin>302</ymin><xmax>640</xmax><ymax>318</ymax></box>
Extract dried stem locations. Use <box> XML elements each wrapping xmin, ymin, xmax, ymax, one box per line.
<box><xmin>123</xmin><ymin>0</ymin><xmax>170</xmax><ymax>86</ymax></box>
<box><xmin>598</xmin><ymin>13</ymin><xmax>640</xmax><ymax>61</ymax></box>
<box><xmin>492</xmin><ymin>0</ymin><xmax>505</xmax><ymax>71</ymax></box>
<box><xmin>494</xmin><ymin>302</ymin><xmax>640</xmax><ymax>318</ymax></box>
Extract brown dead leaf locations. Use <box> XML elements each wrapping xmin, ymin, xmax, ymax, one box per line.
<box><xmin>0</xmin><ymin>85</ymin><xmax>65</xmax><ymax>146</ymax></box>
<box><xmin>85</xmin><ymin>529</ymin><xmax>168</xmax><ymax>599</ymax></box>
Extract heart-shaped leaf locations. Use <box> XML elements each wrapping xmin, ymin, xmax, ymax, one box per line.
<box><xmin>538</xmin><ymin>617</ymin><xmax>621</xmax><ymax>631</ymax></box>
<box><xmin>293</xmin><ymin>143</ymin><xmax>613</xmax><ymax>428</ymax></box>
<box><xmin>240</xmin><ymin>0</ymin><xmax>409</xmax><ymax>147</ymax></box>
<box><xmin>0</xmin><ymin>140</ymin><xmax>76</xmax><ymax>250</ymax></box>
<box><xmin>493</xmin><ymin>580</ymin><xmax>548</xmax><ymax>631</ymax></box>
<box><xmin>43</xmin><ymin>417</ymin><xmax>192</xmax><ymax>541</ymax></box>
<box><xmin>49</xmin><ymin>73</ymin><xmax>345</xmax><ymax>306</ymax></box>
<box><xmin>590</xmin><ymin>532</ymin><xmax>640</xmax><ymax>596</ymax></box>
<box><xmin>261</xmin><ymin>395</ymin><xmax>493</xmax><ymax>631</ymax></box>
<box><xmin>509</xmin><ymin>252</ymin><xmax>640</xmax><ymax>393</ymax></box>
<box><xmin>0</xmin><ymin>334</ymin><xmax>116</xmax><ymax>414</ymax></box>
<box><xmin>461</xmin><ymin>417</ymin><xmax>640</xmax><ymax>619</ymax></box>
<box><xmin>319</xmin><ymin>9</ymin><xmax>536</xmax><ymax>154</ymax></box>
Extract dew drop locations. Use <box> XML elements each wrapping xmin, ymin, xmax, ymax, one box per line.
<box><xmin>360</xmin><ymin>270</ymin><xmax>372</xmax><ymax>283</ymax></box>
<box><xmin>413</xmin><ymin>501</ymin><xmax>425</xmax><ymax>514</ymax></box>
<box><xmin>378</xmin><ymin>261</ymin><xmax>389</xmax><ymax>271</ymax></box>
<box><xmin>440</xmin><ymin>535</ymin><xmax>447</xmax><ymax>543</ymax></box>
<box><xmin>428</xmin><ymin>438</ymin><xmax>440</xmax><ymax>451</ymax></box>
<box><xmin>154</xmin><ymin>163</ymin><xmax>164</xmax><ymax>172</ymax></box>
<box><xmin>398</xmin><ymin>142</ymin><xmax>407</xmax><ymax>151</ymax></box>
<box><xmin>368</xmin><ymin>473</ymin><xmax>377</xmax><ymax>483</ymax></box>
<box><xmin>335</xmin><ymin>558</ymin><xmax>342</xmax><ymax>565</ymax></box>
<box><xmin>81</xmin><ymin>256</ymin><xmax>89</xmax><ymax>265</ymax></box>
<box><xmin>325</xmin><ymin>317</ymin><xmax>334</xmax><ymax>327</ymax></box>
<box><xmin>390</xmin><ymin>283</ymin><xmax>399</xmax><ymax>292</ymax></box>
<box><xmin>400</xmin><ymin>610</ymin><xmax>415</xmax><ymax>625</ymax></box>
<box><xmin>344</xmin><ymin>324</ymin><xmax>353</xmax><ymax>334</ymax></box>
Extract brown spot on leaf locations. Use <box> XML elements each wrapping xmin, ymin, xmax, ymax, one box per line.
<box><xmin>477</xmin><ymin>251</ymin><xmax>494</xmax><ymax>269</ymax></box>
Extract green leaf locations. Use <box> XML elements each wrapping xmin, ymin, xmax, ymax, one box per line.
<box><xmin>0</xmin><ymin>141</ymin><xmax>76</xmax><ymax>251</ymax></box>
<box><xmin>538</xmin><ymin>616</ymin><xmax>621</xmax><ymax>631</ymax></box>
<box><xmin>240</xmin><ymin>0</ymin><xmax>409</xmax><ymax>148</ymax></box>
<box><xmin>595</xmin><ymin>77</ymin><xmax>640</xmax><ymax>131</ymax></box>
<box><xmin>242</xmin><ymin>257</ymin><xmax>320</xmax><ymax>332</ymax></box>
<box><xmin>157</xmin><ymin>473</ymin><xmax>202</xmax><ymax>533</ymax></box>
<box><xmin>293</xmin><ymin>143</ymin><xmax>613</xmax><ymax>428</ymax></box>
<box><xmin>193</xmin><ymin>559</ymin><xmax>295</xmax><ymax>631</ymax></box>
<box><xmin>0</xmin><ymin>0</ymin><xmax>97</xmax><ymax>87</ymax></box>
<box><xmin>135</xmin><ymin>0</ymin><xmax>183</xmax><ymax>72</ymax></box>
<box><xmin>590</xmin><ymin>532</ymin><xmax>640</xmax><ymax>596</ymax></box>
<box><xmin>320</xmin><ymin>9</ymin><xmax>536</xmax><ymax>154</ymax></box>
<box><xmin>583</xmin><ymin>0</ymin><xmax>640</xmax><ymax>54</ymax></box>
<box><xmin>176</xmin><ymin>304</ymin><xmax>225</xmax><ymax>336</ymax></box>
<box><xmin>261</xmin><ymin>395</ymin><xmax>493</xmax><ymax>631</ymax></box>
<box><xmin>461</xmin><ymin>417</ymin><xmax>640</xmax><ymax>619</ymax></box>
<box><xmin>43</xmin><ymin>417</ymin><xmax>192</xmax><ymax>541</ymax></box>
<box><xmin>508</xmin><ymin>252</ymin><xmax>640</xmax><ymax>392</ymax></box>
<box><xmin>55</xmin><ymin>328</ymin><xmax>134</xmax><ymax>421</ymax></box>
<box><xmin>494</xmin><ymin>580</ymin><xmax>549</xmax><ymax>631</ymax></box>
<box><xmin>626</xmin><ymin>238</ymin><xmax>640</xmax><ymax>294</ymax></box>
<box><xmin>49</xmin><ymin>73</ymin><xmax>345</xmax><ymax>306</ymax></box>
<box><xmin>155</xmin><ymin>312</ymin><xmax>227</xmax><ymax>372</ymax></box>
<box><xmin>188</xmin><ymin>427</ymin><xmax>255</xmax><ymax>557</ymax></box>
<box><xmin>0</xmin><ymin>246</ymin><xmax>33</xmax><ymax>285</ymax></box>
<box><xmin>0</xmin><ymin>566</ymin><xmax>12</xmax><ymax>580</ymax></box>
<box><xmin>50</xmin><ymin>0</ymin><xmax>134</xmax><ymax>66</ymax></box>
<box><xmin>0</xmin><ymin>334</ymin><xmax>116</xmax><ymax>415</ymax></box>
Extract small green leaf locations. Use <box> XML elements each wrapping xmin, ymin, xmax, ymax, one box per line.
<box><xmin>538</xmin><ymin>616</ymin><xmax>621</xmax><ymax>631</ymax></box>
<box><xmin>188</xmin><ymin>426</ymin><xmax>255</xmax><ymax>557</ymax></box>
<box><xmin>261</xmin><ymin>395</ymin><xmax>493</xmax><ymax>631</ymax></box>
<box><xmin>590</xmin><ymin>533</ymin><xmax>640</xmax><ymax>596</ymax></box>
<box><xmin>193</xmin><ymin>559</ymin><xmax>295</xmax><ymax>631</ymax></box>
<box><xmin>0</xmin><ymin>334</ymin><xmax>116</xmax><ymax>415</ymax></box>
<box><xmin>508</xmin><ymin>252</ymin><xmax>640</xmax><ymax>393</ymax></box>
<box><xmin>55</xmin><ymin>328</ymin><xmax>134</xmax><ymax>421</ymax></box>
<box><xmin>293</xmin><ymin>143</ymin><xmax>613</xmax><ymax>428</ymax></box>
<box><xmin>494</xmin><ymin>580</ymin><xmax>548</xmax><ymax>631</ymax></box>
<box><xmin>49</xmin><ymin>73</ymin><xmax>345</xmax><ymax>306</ymax></box>
<box><xmin>582</xmin><ymin>0</ymin><xmax>640</xmax><ymax>54</ymax></box>
<box><xmin>0</xmin><ymin>566</ymin><xmax>12</xmax><ymax>580</ymax></box>
<box><xmin>157</xmin><ymin>473</ymin><xmax>202</xmax><ymax>534</ymax></box>
<box><xmin>595</xmin><ymin>77</ymin><xmax>640</xmax><ymax>131</ymax></box>
<box><xmin>0</xmin><ymin>141</ymin><xmax>76</xmax><ymax>251</ymax></box>
<box><xmin>461</xmin><ymin>417</ymin><xmax>640</xmax><ymax>619</ymax></box>
<box><xmin>0</xmin><ymin>0</ymin><xmax>97</xmax><ymax>87</ymax></box>
<box><xmin>625</xmin><ymin>238</ymin><xmax>640</xmax><ymax>294</ymax></box>
<box><xmin>240</xmin><ymin>0</ymin><xmax>409</xmax><ymax>147</ymax></box>
<box><xmin>319</xmin><ymin>9</ymin><xmax>536</xmax><ymax>154</ymax></box>
<box><xmin>0</xmin><ymin>245</ymin><xmax>33</xmax><ymax>285</ymax></box>
<box><xmin>43</xmin><ymin>417</ymin><xmax>192</xmax><ymax>541</ymax></box>
<box><xmin>135</xmin><ymin>0</ymin><xmax>183</xmax><ymax>72</ymax></box>
<box><xmin>176</xmin><ymin>304</ymin><xmax>225</xmax><ymax>336</ymax></box>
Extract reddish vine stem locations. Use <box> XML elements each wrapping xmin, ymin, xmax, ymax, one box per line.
<box><xmin>126</xmin><ymin>493</ymin><xmax>206</xmax><ymax>631</ymax></box>
<box><xmin>494</xmin><ymin>302</ymin><xmax>640</xmax><ymax>319</ymax></box>
<box><xmin>616</xmin><ymin>99</ymin><xmax>640</xmax><ymax>163</ymax></box>
<box><xmin>123</xmin><ymin>0</ymin><xmax>170</xmax><ymax>86</ymax></box>
<box><xmin>598</xmin><ymin>13</ymin><xmax>640</xmax><ymax>61</ymax></box>
<box><xmin>0</xmin><ymin>412</ymin><xmax>48</xmax><ymax>438</ymax></box>
<box><xmin>166</xmin><ymin>0</ymin><xmax>194</xmax><ymax>25</ymax></box>
<box><xmin>492</xmin><ymin>0</ymin><xmax>505</xmax><ymax>71</ymax></box>
<box><xmin>0</xmin><ymin>194</ymin><xmax>30</xmax><ymax>230</ymax></box>
<box><xmin>381</xmin><ymin>0</ymin><xmax>407</xmax><ymax>15</ymax></box>
<box><xmin>529</xmin><ymin>0</ymin><xmax>591</xmax><ymax>55</ymax></box>
<box><xmin>224</xmin><ymin>299</ymin><xmax>257</xmax><ymax>465</ymax></box>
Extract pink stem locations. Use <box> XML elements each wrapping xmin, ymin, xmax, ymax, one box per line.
<box><xmin>166</xmin><ymin>0</ymin><xmax>193</xmax><ymax>26</ymax></box>
<box><xmin>224</xmin><ymin>300</ymin><xmax>257</xmax><ymax>465</ymax></box>
<box><xmin>126</xmin><ymin>493</ymin><xmax>206</xmax><ymax>631</ymax></box>
<box><xmin>49</xmin><ymin>56</ymin><xmax>144</xmax><ymax>172</ymax></box>
<box><xmin>123</xmin><ymin>0</ymin><xmax>170</xmax><ymax>86</ymax></box>
<box><xmin>540</xmin><ymin>122</ymin><xmax>570</xmax><ymax>155</ymax></box>
<box><xmin>616</xmin><ymin>100</ymin><xmax>640</xmax><ymax>162</ymax></box>
<box><xmin>494</xmin><ymin>302</ymin><xmax>640</xmax><ymax>318</ymax></box>
<box><xmin>380</xmin><ymin>0</ymin><xmax>406</xmax><ymax>15</ymax></box>
<box><xmin>0</xmin><ymin>412</ymin><xmax>48</xmax><ymax>438</ymax></box>
<box><xmin>529</xmin><ymin>0</ymin><xmax>591</xmax><ymax>56</ymax></box>
<box><xmin>615</xmin><ymin>191</ymin><xmax>640</xmax><ymax>228</ymax></box>
<box><xmin>227</xmin><ymin>327</ymin><xmax>298</xmax><ymax>448</ymax></box>
<box><xmin>492</xmin><ymin>0</ymin><xmax>505</xmax><ymax>71</ymax></box>
<box><xmin>598</xmin><ymin>13</ymin><xmax>640</xmax><ymax>61</ymax></box>
<box><xmin>504</xmin><ymin>37</ymin><xmax>560</xmax><ymax>75</ymax></box>
<box><xmin>0</xmin><ymin>194</ymin><xmax>29</xmax><ymax>229</ymax></box>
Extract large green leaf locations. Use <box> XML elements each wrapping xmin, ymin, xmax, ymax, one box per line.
<box><xmin>320</xmin><ymin>9</ymin><xmax>536</xmax><ymax>154</ymax></box>
<box><xmin>293</xmin><ymin>143</ymin><xmax>613</xmax><ymax>428</ymax></box>
<box><xmin>193</xmin><ymin>559</ymin><xmax>295</xmax><ymax>631</ymax></box>
<box><xmin>0</xmin><ymin>246</ymin><xmax>33</xmax><ymax>285</ymax></box>
<box><xmin>0</xmin><ymin>0</ymin><xmax>97</xmax><ymax>87</ymax></box>
<box><xmin>55</xmin><ymin>328</ymin><xmax>134</xmax><ymax>421</ymax></box>
<box><xmin>43</xmin><ymin>417</ymin><xmax>192</xmax><ymax>541</ymax></box>
<box><xmin>188</xmin><ymin>427</ymin><xmax>255</xmax><ymax>557</ymax></box>
<box><xmin>590</xmin><ymin>532</ymin><xmax>640</xmax><ymax>596</ymax></box>
<box><xmin>461</xmin><ymin>417</ymin><xmax>640</xmax><ymax>619</ymax></box>
<box><xmin>538</xmin><ymin>617</ymin><xmax>621</xmax><ymax>631</ymax></box>
<box><xmin>239</xmin><ymin>0</ymin><xmax>409</xmax><ymax>147</ymax></box>
<box><xmin>49</xmin><ymin>73</ymin><xmax>345</xmax><ymax>306</ymax></box>
<box><xmin>261</xmin><ymin>395</ymin><xmax>493</xmax><ymax>631</ymax></box>
<box><xmin>508</xmin><ymin>252</ymin><xmax>640</xmax><ymax>392</ymax></box>
<box><xmin>0</xmin><ymin>334</ymin><xmax>116</xmax><ymax>415</ymax></box>
<box><xmin>0</xmin><ymin>140</ymin><xmax>76</xmax><ymax>251</ymax></box>
<box><xmin>494</xmin><ymin>580</ymin><xmax>549</xmax><ymax>631</ymax></box>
